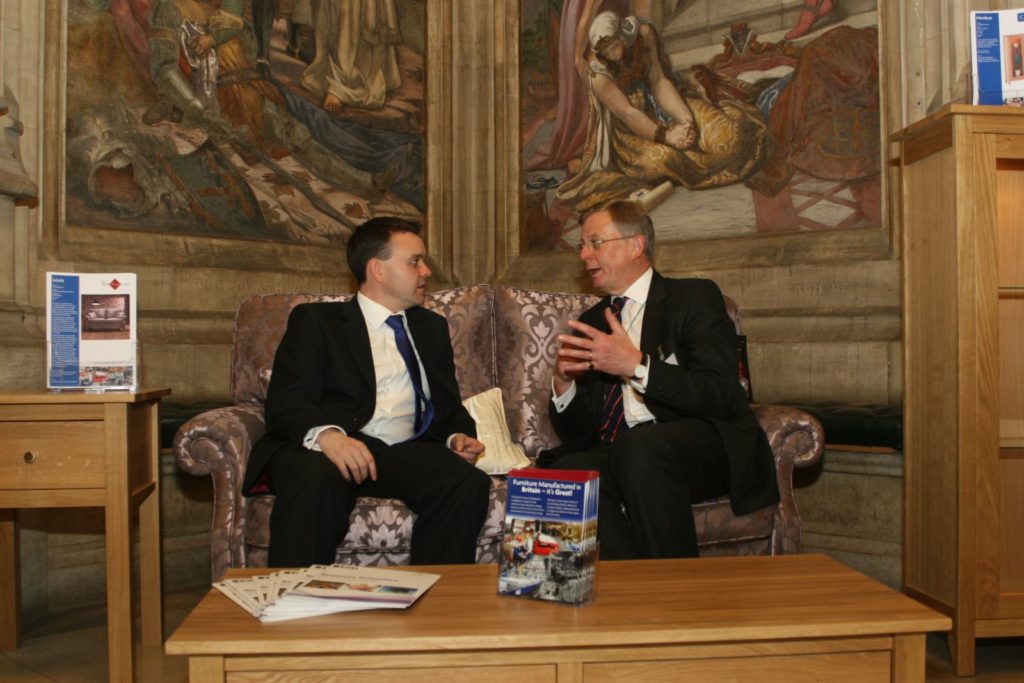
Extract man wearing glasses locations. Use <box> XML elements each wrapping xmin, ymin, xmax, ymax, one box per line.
<box><xmin>545</xmin><ymin>200</ymin><xmax>778</xmax><ymax>559</ymax></box>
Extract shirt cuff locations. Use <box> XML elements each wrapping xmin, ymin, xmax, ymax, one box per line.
<box><xmin>628</xmin><ymin>355</ymin><xmax>652</xmax><ymax>393</ymax></box>
<box><xmin>304</xmin><ymin>425</ymin><xmax>345</xmax><ymax>451</ymax></box>
<box><xmin>551</xmin><ymin>377</ymin><xmax>577</xmax><ymax>412</ymax></box>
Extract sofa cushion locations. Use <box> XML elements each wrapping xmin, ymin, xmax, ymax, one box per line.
<box><xmin>463</xmin><ymin>387</ymin><xmax>530</xmax><ymax>474</ymax></box>
<box><xmin>233</xmin><ymin>293</ymin><xmax>349</xmax><ymax>405</ymax></box>
<box><xmin>422</xmin><ymin>285</ymin><xmax>496</xmax><ymax>399</ymax></box>
<box><xmin>493</xmin><ymin>286</ymin><xmax>599</xmax><ymax>457</ymax></box>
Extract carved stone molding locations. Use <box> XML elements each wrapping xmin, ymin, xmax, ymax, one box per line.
<box><xmin>0</xmin><ymin>92</ymin><xmax>37</xmax><ymax>202</ymax></box>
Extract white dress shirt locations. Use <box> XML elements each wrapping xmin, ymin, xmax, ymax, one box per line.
<box><xmin>552</xmin><ymin>267</ymin><xmax>656</xmax><ymax>427</ymax></box>
<box><xmin>305</xmin><ymin>292</ymin><xmax>430</xmax><ymax>448</ymax></box>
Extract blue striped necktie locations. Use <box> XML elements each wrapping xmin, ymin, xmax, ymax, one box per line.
<box><xmin>385</xmin><ymin>315</ymin><xmax>435</xmax><ymax>440</ymax></box>
<box><xmin>598</xmin><ymin>297</ymin><xmax>626</xmax><ymax>443</ymax></box>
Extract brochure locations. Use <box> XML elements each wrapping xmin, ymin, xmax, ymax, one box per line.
<box><xmin>971</xmin><ymin>9</ymin><xmax>1024</xmax><ymax>105</ymax></box>
<box><xmin>46</xmin><ymin>272</ymin><xmax>137</xmax><ymax>390</ymax></box>
<box><xmin>214</xmin><ymin>564</ymin><xmax>440</xmax><ymax>623</ymax></box>
<box><xmin>499</xmin><ymin>467</ymin><xmax>599</xmax><ymax>605</ymax></box>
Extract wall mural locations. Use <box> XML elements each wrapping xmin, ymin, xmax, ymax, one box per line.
<box><xmin>64</xmin><ymin>0</ymin><xmax>425</xmax><ymax>246</ymax></box>
<box><xmin>520</xmin><ymin>0</ymin><xmax>881</xmax><ymax>252</ymax></box>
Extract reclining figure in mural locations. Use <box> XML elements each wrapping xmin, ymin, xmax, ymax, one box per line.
<box><xmin>557</xmin><ymin>11</ymin><xmax>774</xmax><ymax>214</ymax></box>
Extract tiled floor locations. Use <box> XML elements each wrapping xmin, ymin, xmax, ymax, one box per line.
<box><xmin>1</xmin><ymin>588</ymin><xmax>1022</xmax><ymax>681</ymax></box>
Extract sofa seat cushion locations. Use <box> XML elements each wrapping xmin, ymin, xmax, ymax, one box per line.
<box><xmin>245</xmin><ymin>485</ymin><xmax>773</xmax><ymax>564</ymax></box>
<box><xmin>245</xmin><ymin>477</ymin><xmax>508</xmax><ymax>565</ymax></box>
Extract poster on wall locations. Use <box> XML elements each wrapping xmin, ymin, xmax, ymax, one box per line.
<box><xmin>971</xmin><ymin>9</ymin><xmax>1024</xmax><ymax>105</ymax></box>
<box><xmin>47</xmin><ymin>272</ymin><xmax>138</xmax><ymax>391</ymax></box>
<box><xmin>520</xmin><ymin>0</ymin><xmax>882</xmax><ymax>252</ymax></box>
<box><xmin>61</xmin><ymin>0</ymin><xmax>426</xmax><ymax>247</ymax></box>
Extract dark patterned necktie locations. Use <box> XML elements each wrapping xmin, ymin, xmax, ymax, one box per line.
<box><xmin>385</xmin><ymin>315</ymin><xmax>435</xmax><ymax>439</ymax></box>
<box><xmin>598</xmin><ymin>297</ymin><xmax>626</xmax><ymax>443</ymax></box>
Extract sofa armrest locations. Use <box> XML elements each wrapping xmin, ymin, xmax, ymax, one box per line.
<box><xmin>173</xmin><ymin>403</ymin><xmax>266</xmax><ymax>580</ymax></box>
<box><xmin>751</xmin><ymin>403</ymin><xmax>824</xmax><ymax>555</ymax></box>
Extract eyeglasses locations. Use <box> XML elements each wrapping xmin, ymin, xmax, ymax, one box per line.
<box><xmin>574</xmin><ymin>235</ymin><xmax>634</xmax><ymax>253</ymax></box>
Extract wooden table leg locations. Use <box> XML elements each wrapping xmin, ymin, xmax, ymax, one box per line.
<box><xmin>189</xmin><ymin>656</ymin><xmax>226</xmax><ymax>682</ymax></box>
<box><xmin>948</xmin><ymin>615</ymin><xmax>977</xmax><ymax>677</ymax></box>
<box><xmin>105</xmin><ymin>406</ymin><xmax>134</xmax><ymax>683</ymax></box>
<box><xmin>892</xmin><ymin>633</ymin><xmax>926</xmax><ymax>682</ymax></box>
<box><xmin>138</xmin><ymin>402</ymin><xmax>163</xmax><ymax>646</ymax></box>
<box><xmin>0</xmin><ymin>509</ymin><xmax>19</xmax><ymax>651</ymax></box>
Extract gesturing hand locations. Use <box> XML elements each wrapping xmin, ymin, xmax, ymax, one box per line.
<box><xmin>556</xmin><ymin>307</ymin><xmax>643</xmax><ymax>379</ymax></box>
<box><xmin>317</xmin><ymin>429</ymin><xmax>377</xmax><ymax>484</ymax></box>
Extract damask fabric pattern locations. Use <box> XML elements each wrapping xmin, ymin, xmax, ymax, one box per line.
<box><xmin>232</xmin><ymin>293</ymin><xmax>350</xmax><ymax>405</ymax></box>
<box><xmin>174</xmin><ymin>285</ymin><xmax>825</xmax><ymax>579</ymax></box>
<box><xmin>245</xmin><ymin>478</ymin><xmax>508</xmax><ymax>567</ymax></box>
<box><xmin>493</xmin><ymin>287</ymin><xmax>599</xmax><ymax>457</ymax></box>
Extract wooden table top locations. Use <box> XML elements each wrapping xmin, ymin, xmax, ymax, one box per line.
<box><xmin>166</xmin><ymin>555</ymin><xmax>951</xmax><ymax>657</ymax></box>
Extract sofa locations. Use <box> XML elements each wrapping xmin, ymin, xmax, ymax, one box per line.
<box><xmin>175</xmin><ymin>284</ymin><xmax>824</xmax><ymax>580</ymax></box>
<box><xmin>83</xmin><ymin>306</ymin><xmax>127</xmax><ymax>332</ymax></box>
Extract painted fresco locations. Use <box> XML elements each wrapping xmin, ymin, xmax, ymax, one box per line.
<box><xmin>520</xmin><ymin>0</ymin><xmax>881</xmax><ymax>251</ymax></box>
<box><xmin>64</xmin><ymin>0</ymin><xmax>425</xmax><ymax>245</ymax></box>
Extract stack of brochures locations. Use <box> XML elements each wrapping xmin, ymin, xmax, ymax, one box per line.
<box><xmin>498</xmin><ymin>467</ymin><xmax>599</xmax><ymax>605</ymax></box>
<box><xmin>214</xmin><ymin>564</ymin><xmax>439</xmax><ymax>622</ymax></box>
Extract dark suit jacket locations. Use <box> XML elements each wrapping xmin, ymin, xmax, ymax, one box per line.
<box><xmin>549</xmin><ymin>271</ymin><xmax>779</xmax><ymax>516</ymax></box>
<box><xmin>243</xmin><ymin>299</ymin><xmax>477</xmax><ymax>495</ymax></box>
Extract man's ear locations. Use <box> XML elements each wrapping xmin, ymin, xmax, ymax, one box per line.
<box><xmin>367</xmin><ymin>257</ymin><xmax>385</xmax><ymax>284</ymax></box>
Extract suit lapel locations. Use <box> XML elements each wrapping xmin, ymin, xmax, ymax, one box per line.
<box><xmin>338</xmin><ymin>298</ymin><xmax>375</xmax><ymax>391</ymax></box>
<box><xmin>640</xmin><ymin>271</ymin><xmax>667</xmax><ymax>356</ymax></box>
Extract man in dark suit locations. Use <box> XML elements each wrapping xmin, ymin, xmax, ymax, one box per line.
<box><xmin>548</xmin><ymin>200</ymin><xmax>778</xmax><ymax>559</ymax></box>
<box><xmin>243</xmin><ymin>217</ymin><xmax>492</xmax><ymax>567</ymax></box>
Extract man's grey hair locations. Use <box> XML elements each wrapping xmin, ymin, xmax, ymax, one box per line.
<box><xmin>583</xmin><ymin>200</ymin><xmax>655</xmax><ymax>261</ymax></box>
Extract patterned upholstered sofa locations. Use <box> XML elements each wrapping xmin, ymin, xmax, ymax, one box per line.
<box><xmin>175</xmin><ymin>285</ymin><xmax>824</xmax><ymax>580</ymax></box>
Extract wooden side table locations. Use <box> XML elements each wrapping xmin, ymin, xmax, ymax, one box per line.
<box><xmin>0</xmin><ymin>388</ymin><xmax>170</xmax><ymax>682</ymax></box>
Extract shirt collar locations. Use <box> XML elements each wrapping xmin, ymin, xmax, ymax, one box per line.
<box><xmin>356</xmin><ymin>291</ymin><xmax>403</xmax><ymax>330</ymax></box>
<box><xmin>620</xmin><ymin>267</ymin><xmax>654</xmax><ymax>304</ymax></box>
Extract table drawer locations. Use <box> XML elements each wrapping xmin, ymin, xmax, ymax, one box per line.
<box><xmin>0</xmin><ymin>421</ymin><xmax>106</xmax><ymax>489</ymax></box>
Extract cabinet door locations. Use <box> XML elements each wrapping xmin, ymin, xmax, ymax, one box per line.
<box><xmin>984</xmin><ymin>157</ymin><xmax>1024</xmax><ymax>618</ymax></box>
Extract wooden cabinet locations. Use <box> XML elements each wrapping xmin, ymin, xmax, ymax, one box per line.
<box><xmin>898</xmin><ymin>105</ymin><xmax>1024</xmax><ymax>676</ymax></box>
<box><xmin>0</xmin><ymin>389</ymin><xmax>169</xmax><ymax>683</ymax></box>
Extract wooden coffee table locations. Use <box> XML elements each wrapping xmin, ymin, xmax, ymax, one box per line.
<box><xmin>167</xmin><ymin>555</ymin><xmax>950</xmax><ymax>682</ymax></box>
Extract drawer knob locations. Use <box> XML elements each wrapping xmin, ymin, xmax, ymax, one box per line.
<box><xmin>23</xmin><ymin>451</ymin><xmax>36</xmax><ymax>464</ymax></box>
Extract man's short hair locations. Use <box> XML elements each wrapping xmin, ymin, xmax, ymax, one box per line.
<box><xmin>583</xmin><ymin>200</ymin><xmax>655</xmax><ymax>261</ymax></box>
<box><xmin>346</xmin><ymin>217</ymin><xmax>422</xmax><ymax>284</ymax></box>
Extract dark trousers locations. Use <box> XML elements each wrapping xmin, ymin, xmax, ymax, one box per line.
<box><xmin>552</xmin><ymin>419</ymin><xmax>730</xmax><ymax>559</ymax></box>
<box><xmin>266</xmin><ymin>438</ymin><xmax>492</xmax><ymax>567</ymax></box>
